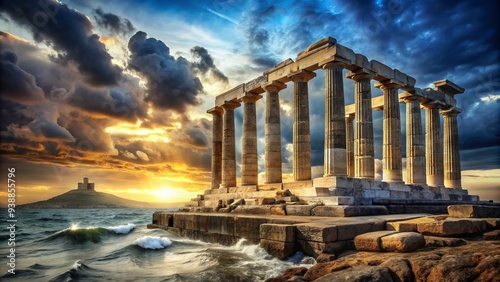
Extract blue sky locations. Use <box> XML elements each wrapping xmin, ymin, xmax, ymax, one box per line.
<box><xmin>0</xmin><ymin>0</ymin><xmax>499</xmax><ymax>203</ymax></box>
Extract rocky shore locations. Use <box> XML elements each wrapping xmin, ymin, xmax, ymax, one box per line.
<box><xmin>266</xmin><ymin>239</ymin><xmax>500</xmax><ymax>282</ymax></box>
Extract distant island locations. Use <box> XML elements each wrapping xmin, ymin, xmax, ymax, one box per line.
<box><xmin>19</xmin><ymin>178</ymin><xmax>180</xmax><ymax>209</ymax></box>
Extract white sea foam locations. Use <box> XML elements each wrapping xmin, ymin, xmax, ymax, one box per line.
<box><xmin>106</xmin><ymin>223</ymin><xmax>135</xmax><ymax>234</ymax></box>
<box><xmin>134</xmin><ymin>235</ymin><xmax>172</xmax><ymax>249</ymax></box>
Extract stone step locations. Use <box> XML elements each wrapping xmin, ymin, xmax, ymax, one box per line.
<box><xmin>300</xmin><ymin>196</ymin><xmax>355</xmax><ymax>206</ymax></box>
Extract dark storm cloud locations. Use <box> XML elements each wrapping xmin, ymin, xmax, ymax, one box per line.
<box><xmin>128</xmin><ymin>31</ymin><xmax>203</xmax><ymax>112</ymax></box>
<box><xmin>0</xmin><ymin>51</ymin><xmax>45</xmax><ymax>104</ymax></box>
<box><xmin>0</xmin><ymin>0</ymin><xmax>122</xmax><ymax>86</ymax></box>
<box><xmin>190</xmin><ymin>46</ymin><xmax>228</xmax><ymax>83</ymax></box>
<box><xmin>93</xmin><ymin>8</ymin><xmax>135</xmax><ymax>35</ymax></box>
<box><xmin>67</xmin><ymin>85</ymin><xmax>147</xmax><ymax>122</ymax></box>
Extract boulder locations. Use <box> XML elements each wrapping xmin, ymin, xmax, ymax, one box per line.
<box><xmin>380</xmin><ymin>258</ymin><xmax>413</xmax><ymax>282</ymax></box>
<box><xmin>264</xmin><ymin>267</ymin><xmax>308</xmax><ymax>282</ymax></box>
<box><xmin>316</xmin><ymin>253</ymin><xmax>336</xmax><ymax>263</ymax></box>
<box><xmin>448</xmin><ymin>205</ymin><xmax>500</xmax><ymax>218</ymax></box>
<box><xmin>424</xmin><ymin>236</ymin><xmax>467</xmax><ymax>247</ymax></box>
<box><xmin>314</xmin><ymin>266</ymin><xmax>394</xmax><ymax>282</ymax></box>
<box><xmin>380</xmin><ymin>232</ymin><xmax>425</xmax><ymax>253</ymax></box>
<box><xmin>259</xmin><ymin>239</ymin><xmax>295</xmax><ymax>259</ymax></box>
<box><xmin>483</xmin><ymin>229</ymin><xmax>500</xmax><ymax>240</ymax></box>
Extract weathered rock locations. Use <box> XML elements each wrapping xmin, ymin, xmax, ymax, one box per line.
<box><xmin>354</xmin><ymin>231</ymin><xmax>399</xmax><ymax>251</ymax></box>
<box><xmin>386</xmin><ymin>217</ymin><xmax>435</xmax><ymax>232</ymax></box>
<box><xmin>483</xmin><ymin>229</ymin><xmax>500</xmax><ymax>240</ymax></box>
<box><xmin>417</xmin><ymin>218</ymin><xmax>487</xmax><ymax>236</ymax></box>
<box><xmin>314</xmin><ymin>266</ymin><xmax>394</xmax><ymax>282</ymax></box>
<box><xmin>260</xmin><ymin>224</ymin><xmax>295</xmax><ymax>242</ymax></box>
<box><xmin>234</xmin><ymin>217</ymin><xmax>266</xmax><ymax>240</ymax></box>
<box><xmin>380</xmin><ymin>258</ymin><xmax>413</xmax><ymax>282</ymax></box>
<box><xmin>484</xmin><ymin>218</ymin><xmax>500</xmax><ymax>230</ymax></box>
<box><xmin>259</xmin><ymin>198</ymin><xmax>276</xmax><ymax>205</ymax></box>
<box><xmin>424</xmin><ymin>236</ymin><xmax>467</xmax><ymax>247</ymax></box>
<box><xmin>316</xmin><ymin>253</ymin><xmax>336</xmax><ymax>263</ymax></box>
<box><xmin>380</xmin><ymin>232</ymin><xmax>425</xmax><ymax>253</ymax></box>
<box><xmin>426</xmin><ymin>254</ymin><xmax>478</xmax><ymax>282</ymax></box>
<box><xmin>295</xmin><ymin>223</ymin><xmax>337</xmax><ymax>242</ymax></box>
<box><xmin>448</xmin><ymin>205</ymin><xmax>500</xmax><ymax>218</ymax></box>
<box><xmin>264</xmin><ymin>267</ymin><xmax>309</xmax><ymax>282</ymax></box>
<box><xmin>259</xmin><ymin>239</ymin><xmax>295</xmax><ymax>259</ymax></box>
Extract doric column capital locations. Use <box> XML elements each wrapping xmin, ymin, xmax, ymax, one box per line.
<box><xmin>241</xmin><ymin>93</ymin><xmax>262</xmax><ymax>104</ymax></box>
<box><xmin>262</xmin><ymin>80</ymin><xmax>287</xmax><ymax>92</ymax></box>
<box><xmin>207</xmin><ymin>106</ymin><xmax>223</xmax><ymax>116</ymax></box>
<box><xmin>345</xmin><ymin>113</ymin><xmax>355</xmax><ymax>122</ymax></box>
<box><xmin>288</xmin><ymin>69</ymin><xmax>316</xmax><ymax>83</ymax></box>
<box><xmin>421</xmin><ymin>100</ymin><xmax>443</xmax><ymax>110</ymax></box>
<box><xmin>374</xmin><ymin>79</ymin><xmax>401</xmax><ymax>90</ymax></box>
<box><xmin>320</xmin><ymin>60</ymin><xmax>345</xmax><ymax>70</ymax></box>
<box><xmin>346</xmin><ymin>69</ymin><xmax>374</xmax><ymax>81</ymax></box>
<box><xmin>220</xmin><ymin>101</ymin><xmax>240</xmax><ymax>111</ymax></box>
<box><xmin>400</xmin><ymin>93</ymin><xmax>423</xmax><ymax>104</ymax></box>
<box><xmin>440</xmin><ymin>107</ymin><xmax>462</xmax><ymax>117</ymax></box>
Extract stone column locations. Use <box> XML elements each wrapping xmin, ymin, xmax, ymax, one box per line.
<box><xmin>423</xmin><ymin>103</ymin><xmax>444</xmax><ymax>187</ymax></box>
<box><xmin>207</xmin><ymin>107</ymin><xmax>223</xmax><ymax>189</ymax></box>
<box><xmin>220</xmin><ymin>101</ymin><xmax>240</xmax><ymax>188</ymax></box>
<box><xmin>347</xmin><ymin>71</ymin><xmax>374</xmax><ymax>179</ymax></box>
<box><xmin>375</xmin><ymin>81</ymin><xmax>403</xmax><ymax>182</ymax></box>
<box><xmin>345</xmin><ymin>114</ymin><xmax>355</xmax><ymax>177</ymax></box>
<box><xmin>402</xmin><ymin>96</ymin><xmax>426</xmax><ymax>185</ymax></box>
<box><xmin>289</xmin><ymin>70</ymin><xmax>316</xmax><ymax>181</ymax></box>
<box><xmin>241</xmin><ymin>93</ymin><xmax>262</xmax><ymax>186</ymax></box>
<box><xmin>441</xmin><ymin>108</ymin><xmax>462</xmax><ymax>188</ymax></box>
<box><xmin>262</xmin><ymin>81</ymin><xmax>287</xmax><ymax>184</ymax></box>
<box><xmin>322</xmin><ymin>62</ymin><xmax>347</xmax><ymax>177</ymax></box>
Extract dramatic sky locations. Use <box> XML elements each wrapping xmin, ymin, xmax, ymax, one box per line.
<box><xmin>0</xmin><ymin>0</ymin><xmax>499</xmax><ymax>206</ymax></box>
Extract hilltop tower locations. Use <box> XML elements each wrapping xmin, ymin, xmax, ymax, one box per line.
<box><xmin>77</xmin><ymin>177</ymin><xmax>95</xmax><ymax>191</ymax></box>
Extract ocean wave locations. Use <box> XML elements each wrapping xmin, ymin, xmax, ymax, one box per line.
<box><xmin>105</xmin><ymin>223</ymin><xmax>135</xmax><ymax>234</ymax></box>
<box><xmin>134</xmin><ymin>235</ymin><xmax>172</xmax><ymax>249</ymax></box>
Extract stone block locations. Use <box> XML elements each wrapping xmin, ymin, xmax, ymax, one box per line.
<box><xmin>354</xmin><ymin>231</ymin><xmax>399</xmax><ymax>251</ymax></box>
<box><xmin>275</xmin><ymin>196</ymin><xmax>299</xmax><ymax>202</ymax></box>
<box><xmin>370</xmin><ymin>60</ymin><xmax>394</xmax><ymax>80</ymax></box>
<box><xmin>394</xmin><ymin>69</ymin><xmax>408</xmax><ymax>85</ymax></box>
<box><xmin>234</xmin><ymin>216</ymin><xmax>267</xmax><ymax>240</ymax></box>
<box><xmin>298</xmin><ymin>240</ymin><xmax>354</xmax><ymax>258</ymax></box>
<box><xmin>258</xmin><ymin>198</ymin><xmax>275</xmax><ymax>205</ymax></box>
<box><xmin>380</xmin><ymin>232</ymin><xmax>426</xmax><ymax>252</ymax></box>
<box><xmin>334</xmin><ymin>44</ymin><xmax>356</xmax><ymax>63</ymax></box>
<box><xmin>258</xmin><ymin>183</ymin><xmax>283</xmax><ymax>191</ymax></box>
<box><xmin>296</xmin><ymin>223</ymin><xmax>337</xmax><ymax>243</ymax></box>
<box><xmin>313</xmin><ymin>176</ymin><xmax>353</xmax><ymax>189</ymax></box>
<box><xmin>232</xmin><ymin>205</ymin><xmax>269</xmax><ymax>214</ymax></box>
<box><xmin>337</xmin><ymin>222</ymin><xmax>384</xmax><ymax>241</ymax></box>
<box><xmin>417</xmin><ymin>218</ymin><xmax>487</xmax><ymax>237</ymax></box>
<box><xmin>354</xmin><ymin>53</ymin><xmax>370</xmax><ymax>69</ymax></box>
<box><xmin>448</xmin><ymin>205</ymin><xmax>500</xmax><ymax>218</ymax></box>
<box><xmin>312</xmin><ymin>206</ymin><xmax>389</xmax><ymax>217</ymax></box>
<box><xmin>260</xmin><ymin>239</ymin><xmax>295</xmax><ymax>259</ymax></box>
<box><xmin>286</xmin><ymin>205</ymin><xmax>317</xmax><ymax>216</ymax></box>
<box><xmin>207</xmin><ymin>215</ymin><xmax>234</xmax><ymax>236</ymax></box>
<box><xmin>380</xmin><ymin>258</ymin><xmax>413</xmax><ymax>282</ymax></box>
<box><xmin>283</xmin><ymin>180</ymin><xmax>313</xmax><ymax>189</ymax></box>
<box><xmin>484</xmin><ymin>218</ymin><xmax>500</xmax><ymax>229</ymax></box>
<box><xmin>260</xmin><ymin>224</ymin><xmax>295</xmax><ymax>242</ymax></box>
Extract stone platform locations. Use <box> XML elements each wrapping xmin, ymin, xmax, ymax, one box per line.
<box><xmin>186</xmin><ymin>177</ymin><xmax>481</xmax><ymax>212</ymax></box>
<box><xmin>148</xmin><ymin>207</ymin><xmax>500</xmax><ymax>259</ymax></box>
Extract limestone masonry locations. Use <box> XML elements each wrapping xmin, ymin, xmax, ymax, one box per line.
<box><xmin>197</xmin><ymin>36</ymin><xmax>474</xmax><ymax>207</ymax></box>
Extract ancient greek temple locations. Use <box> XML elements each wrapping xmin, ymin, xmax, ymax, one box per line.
<box><xmin>196</xmin><ymin>37</ymin><xmax>476</xmax><ymax>207</ymax></box>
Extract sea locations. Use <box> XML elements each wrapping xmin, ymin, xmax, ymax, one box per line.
<box><xmin>0</xmin><ymin>209</ymin><xmax>315</xmax><ymax>281</ymax></box>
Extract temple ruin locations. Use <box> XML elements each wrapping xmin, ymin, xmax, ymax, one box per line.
<box><xmin>190</xmin><ymin>36</ymin><xmax>477</xmax><ymax>208</ymax></box>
